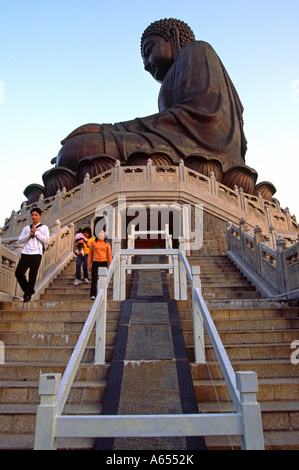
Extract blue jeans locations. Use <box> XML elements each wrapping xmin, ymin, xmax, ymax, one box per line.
<box><xmin>76</xmin><ymin>254</ymin><xmax>88</xmax><ymax>280</ymax></box>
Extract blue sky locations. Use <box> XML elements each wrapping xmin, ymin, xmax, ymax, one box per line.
<box><xmin>1</xmin><ymin>0</ymin><xmax>298</xmax><ymax>228</ymax></box>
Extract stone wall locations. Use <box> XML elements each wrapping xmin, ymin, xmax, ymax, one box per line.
<box><xmin>199</xmin><ymin>212</ymin><xmax>227</xmax><ymax>256</ymax></box>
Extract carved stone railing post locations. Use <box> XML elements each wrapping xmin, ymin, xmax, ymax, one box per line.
<box><xmin>269</xmin><ymin>224</ymin><xmax>277</xmax><ymax>249</ymax></box>
<box><xmin>146</xmin><ymin>158</ymin><xmax>153</xmax><ymax>182</ymax></box>
<box><xmin>113</xmin><ymin>160</ymin><xmax>120</xmax><ymax>183</ymax></box>
<box><xmin>209</xmin><ymin>171</ymin><xmax>217</xmax><ymax>195</ymax></box>
<box><xmin>239</xmin><ymin>218</ymin><xmax>247</xmax><ymax>260</ymax></box>
<box><xmin>265</xmin><ymin>203</ymin><xmax>273</xmax><ymax>228</ymax></box>
<box><xmin>179</xmin><ymin>159</ymin><xmax>185</xmax><ymax>182</ymax></box>
<box><xmin>284</xmin><ymin>207</ymin><xmax>292</xmax><ymax>231</ymax></box>
<box><xmin>236</xmin><ymin>371</ymin><xmax>264</xmax><ymax>450</ymax></box>
<box><xmin>238</xmin><ymin>187</ymin><xmax>246</xmax><ymax>212</ymax></box>
<box><xmin>37</xmin><ymin>193</ymin><xmax>45</xmax><ymax>212</ymax></box>
<box><xmin>52</xmin><ymin>219</ymin><xmax>62</xmax><ymax>264</ymax></box>
<box><xmin>82</xmin><ymin>173</ymin><xmax>90</xmax><ymax>198</ymax></box>
<box><xmin>8</xmin><ymin>211</ymin><xmax>17</xmax><ymax>237</ymax></box>
<box><xmin>0</xmin><ymin>231</ymin><xmax>2</xmax><ymax>265</ymax></box>
<box><xmin>179</xmin><ymin>237</ymin><xmax>187</xmax><ymax>300</ymax></box>
<box><xmin>192</xmin><ymin>265</ymin><xmax>205</xmax><ymax>364</ymax></box>
<box><xmin>276</xmin><ymin>235</ymin><xmax>287</xmax><ymax>293</ymax></box>
<box><xmin>20</xmin><ymin>202</ymin><xmax>27</xmax><ymax>218</ymax></box>
<box><xmin>54</xmin><ymin>189</ymin><xmax>61</xmax><ymax>214</ymax></box>
<box><xmin>254</xmin><ymin>225</ymin><xmax>264</xmax><ymax>275</ymax></box>
<box><xmin>34</xmin><ymin>373</ymin><xmax>61</xmax><ymax>450</ymax></box>
<box><xmin>256</xmin><ymin>191</ymin><xmax>264</xmax><ymax>209</ymax></box>
<box><xmin>95</xmin><ymin>267</ymin><xmax>107</xmax><ymax>364</ymax></box>
<box><xmin>68</xmin><ymin>223</ymin><xmax>75</xmax><ymax>252</ymax></box>
<box><xmin>113</xmin><ymin>238</ymin><xmax>121</xmax><ymax>300</ymax></box>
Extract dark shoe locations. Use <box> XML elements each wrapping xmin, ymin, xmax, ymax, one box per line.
<box><xmin>23</xmin><ymin>295</ymin><xmax>31</xmax><ymax>302</ymax></box>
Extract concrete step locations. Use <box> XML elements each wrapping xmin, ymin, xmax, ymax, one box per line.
<box><xmin>190</xmin><ymin>259</ymin><xmax>237</xmax><ymax>265</ymax></box>
<box><xmin>172</xmin><ymin>290</ymin><xmax>262</xmax><ymax>301</ymax></box>
<box><xmin>171</xmin><ymin>288</ymin><xmax>261</xmax><ymax>300</ymax></box>
<box><xmin>1</xmin><ymin>345</ymin><xmax>114</xmax><ymax>363</ymax></box>
<box><xmin>0</xmin><ymin>403</ymin><xmax>102</xmax><ymax>435</ymax></box>
<box><xmin>0</xmin><ymin>299</ymin><xmax>123</xmax><ymax>312</ymax></box>
<box><xmin>0</xmin><ymin>362</ymin><xmax>110</xmax><ymax>382</ymax></box>
<box><xmin>3</xmin><ymin>345</ymin><xmax>95</xmax><ymax>363</ymax></box>
<box><xmin>48</xmin><ymin>281</ymin><xmax>90</xmax><ymax>287</ymax></box>
<box><xmin>201</xmin><ymin>285</ymin><xmax>257</xmax><ymax>293</ymax></box>
<box><xmin>0</xmin><ymin>380</ymin><xmax>106</xmax><ymax>405</ymax></box>
<box><xmin>177</xmin><ymin>302</ymin><xmax>299</xmax><ymax>319</ymax></box>
<box><xmin>0</xmin><ymin>330</ymin><xmax>117</xmax><ymax>347</ymax></box>
<box><xmin>0</xmin><ymin>302</ymin><xmax>121</xmax><ymax>318</ymax></box>
<box><xmin>204</xmin><ymin>431</ymin><xmax>299</xmax><ymax>451</ymax></box>
<box><xmin>208</xmin><ymin>316</ymin><xmax>296</xmax><ymax>331</ymax></box>
<box><xmin>0</xmin><ymin>308</ymin><xmax>121</xmax><ymax>323</ymax></box>
<box><xmin>0</xmin><ymin>433</ymin><xmax>94</xmax><ymax>450</ymax></box>
<box><xmin>203</xmin><ymin>291</ymin><xmax>261</xmax><ymax>300</ymax></box>
<box><xmin>186</xmin><ymin>342</ymin><xmax>295</xmax><ymax>361</ymax></box>
<box><xmin>191</xmin><ymin>360</ymin><xmax>298</xmax><ymax>380</ymax></box>
<box><xmin>182</xmin><ymin>328</ymin><xmax>298</xmax><ymax>346</ymax></box>
<box><xmin>200</xmin><ymin>280</ymin><xmax>253</xmax><ymax>287</ymax></box>
<box><xmin>0</xmin><ymin>321</ymin><xmax>119</xmax><ymax>338</ymax></box>
<box><xmin>193</xmin><ymin>377</ymin><xmax>299</xmax><ymax>402</ymax></box>
<box><xmin>198</xmin><ymin>400</ymin><xmax>299</xmax><ymax>432</ymax></box>
<box><xmin>41</xmin><ymin>287</ymin><xmax>91</xmax><ymax>295</ymax></box>
<box><xmin>41</xmin><ymin>294</ymin><xmax>95</xmax><ymax>301</ymax></box>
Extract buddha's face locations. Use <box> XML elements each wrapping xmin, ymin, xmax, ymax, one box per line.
<box><xmin>142</xmin><ymin>34</ymin><xmax>175</xmax><ymax>83</ymax></box>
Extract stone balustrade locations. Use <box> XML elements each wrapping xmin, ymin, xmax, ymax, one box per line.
<box><xmin>1</xmin><ymin>160</ymin><xmax>298</xmax><ymax>240</ymax></box>
<box><xmin>226</xmin><ymin>219</ymin><xmax>299</xmax><ymax>296</ymax></box>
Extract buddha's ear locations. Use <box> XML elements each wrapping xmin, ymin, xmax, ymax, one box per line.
<box><xmin>166</xmin><ymin>25</ymin><xmax>181</xmax><ymax>60</ymax></box>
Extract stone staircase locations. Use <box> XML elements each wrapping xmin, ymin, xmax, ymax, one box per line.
<box><xmin>0</xmin><ymin>254</ymin><xmax>298</xmax><ymax>450</ymax></box>
<box><xmin>175</xmin><ymin>255</ymin><xmax>299</xmax><ymax>450</ymax></box>
<box><xmin>0</xmin><ymin>258</ymin><xmax>122</xmax><ymax>450</ymax></box>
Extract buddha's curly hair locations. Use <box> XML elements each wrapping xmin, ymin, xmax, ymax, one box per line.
<box><xmin>140</xmin><ymin>18</ymin><xmax>196</xmax><ymax>56</ymax></box>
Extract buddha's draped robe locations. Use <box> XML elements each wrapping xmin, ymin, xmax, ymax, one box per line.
<box><xmin>56</xmin><ymin>41</ymin><xmax>247</xmax><ymax>172</ymax></box>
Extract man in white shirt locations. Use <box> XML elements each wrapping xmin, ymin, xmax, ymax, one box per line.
<box><xmin>15</xmin><ymin>208</ymin><xmax>50</xmax><ymax>301</ymax></box>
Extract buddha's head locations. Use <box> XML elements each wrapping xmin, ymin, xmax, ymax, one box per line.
<box><xmin>141</xmin><ymin>18</ymin><xmax>195</xmax><ymax>83</ymax></box>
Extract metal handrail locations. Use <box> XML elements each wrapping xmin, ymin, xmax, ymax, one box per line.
<box><xmin>34</xmin><ymin>241</ymin><xmax>264</xmax><ymax>450</ymax></box>
<box><xmin>55</xmin><ymin>249</ymin><xmax>121</xmax><ymax>415</ymax></box>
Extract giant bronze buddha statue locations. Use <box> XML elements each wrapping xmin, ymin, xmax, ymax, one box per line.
<box><xmin>24</xmin><ymin>18</ymin><xmax>276</xmax><ymax>202</ymax></box>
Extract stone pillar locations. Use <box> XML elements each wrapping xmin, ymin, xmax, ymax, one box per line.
<box><xmin>146</xmin><ymin>158</ymin><xmax>153</xmax><ymax>182</ymax></box>
<box><xmin>209</xmin><ymin>171</ymin><xmax>217</xmax><ymax>195</ymax></box>
<box><xmin>254</xmin><ymin>225</ymin><xmax>264</xmax><ymax>275</ymax></box>
<box><xmin>239</xmin><ymin>218</ymin><xmax>248</xmax><ymax>261</ymax></box>
<box><xmin>113</xmin><ymin>160</ymin><xmax>120</xmax><ymax>183</ymax></box>
<box><xmin>276</xmin><ymin>235</ymin><xmax>287</xmax><ymax>293</ymax></box>
<box><xmin>82</xmin><ymin>173</ymin><xmax>90</xmax><ymax>198</ymax></box>
<box><xmin>179</xmin><ymin>159</ymin><xmax>185</xmax><ymax>182</ymax></box>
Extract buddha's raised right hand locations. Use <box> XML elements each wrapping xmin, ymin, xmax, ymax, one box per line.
<box><xmin>60</xmin><ymin>123</ymin><xmax>103</xmax><ymax>145</ymax></box>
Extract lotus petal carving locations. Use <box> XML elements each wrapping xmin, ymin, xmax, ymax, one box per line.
<box><xmin>222</xmin><ymin>165</ymin><xmax>258</xmax><ymax>194</ymax></box>
<box><xmin>183</xmin><ymin>154</ymin><xmax>223</xmax><ymax>181</ymax></box>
